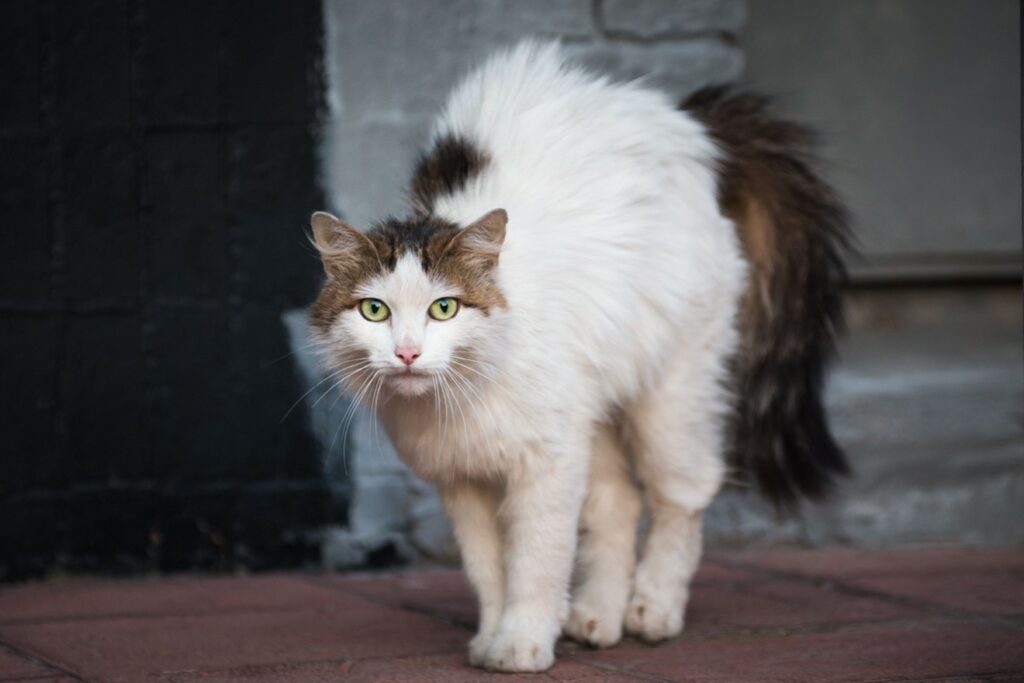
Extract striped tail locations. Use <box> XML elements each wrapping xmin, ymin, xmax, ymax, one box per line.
<box><xmin>683</xmin><ymin>87</ymin><xmax>853</xmax><ymax>508</ymax></box>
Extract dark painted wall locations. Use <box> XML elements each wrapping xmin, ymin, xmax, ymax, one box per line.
<box><xmin>0</xmin><ymin>0</ymin><xmax>339</xmax><ymax>580</ymax></box>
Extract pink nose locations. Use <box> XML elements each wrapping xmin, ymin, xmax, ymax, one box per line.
<box><xmin>395</xmin><ymin>346</ymin><xmax>421</xmax><ymax>366</ymax></box>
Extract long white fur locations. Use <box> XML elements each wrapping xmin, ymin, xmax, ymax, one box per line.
<box><xmin>319</xmin><ymin>41</ymin><xmax>746</xmax><ymax>672</ymax></box>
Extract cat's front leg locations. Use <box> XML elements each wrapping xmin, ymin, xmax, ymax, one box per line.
<box><xmin>439</xmin><ymin>482</ymin><xmax>505</xmax><ymax>666</ymax></box>
<box><xmin>482</xmin><ymin>445</ymin><xmax>588</xmax><ymax>673</ymax></box>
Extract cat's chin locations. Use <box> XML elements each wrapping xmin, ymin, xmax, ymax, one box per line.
<box><xmin>387</xmin><ymin>372</ymin><xmax>435</xmax><ymax>397</ymax></box>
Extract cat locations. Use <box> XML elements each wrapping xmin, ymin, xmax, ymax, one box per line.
<box><xmin>309</xmin><ymin>41</ymin><xmax>849</xmax><ymax>673</ymax></box>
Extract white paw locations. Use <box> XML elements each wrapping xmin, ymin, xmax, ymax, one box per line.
<box><xmin>468</xmin><ymin>631</ymin><xmax>493</xmax><ymax>667</ymax></box>
<box><xmin>623</xmin><ymin>592</ymin><xmax>685</xmax><ymax>642</ymax></box>
<box><xmin>480</xmin><ymin>625</ymin><xmax>555</xmax><ymax>672</ymax></box>
<box><xmin>564</xmin><ymin>601</ymin><xmax>624</xmax><ymax>648</ymax></box>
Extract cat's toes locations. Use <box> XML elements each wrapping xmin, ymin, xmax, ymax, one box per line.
<box><xmin>467</xmin><ymin>632</ymin><xmax>493</xmax><ymax>667</ymax></box>
<box><xmin>564</xmin><ymin>603</ymin><xmax>623</xmax><ymax>648</ymax></box>
<box><xmin>623</xmin><ymin>593</ymin><xmax>684</xmax><ymax>642</ymax></box>
<box><xmin>480</xmin><ymin>628</ymin><xmax>555</xmax><ymax>672</ymax></box>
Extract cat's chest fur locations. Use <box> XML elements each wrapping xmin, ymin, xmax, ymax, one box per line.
<box><xmin>377</xmin><ymin>377</ymin><xmax>570</xmax><ymax>482</ymax></box>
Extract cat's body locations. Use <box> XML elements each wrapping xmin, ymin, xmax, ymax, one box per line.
<box><xmin>310</xmin><ymin>42</ymin><xmax>848</xmax><ymax>672</ymax></box>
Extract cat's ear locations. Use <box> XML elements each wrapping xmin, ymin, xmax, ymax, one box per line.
<box><xmin>449</xmin><ymin>209</ymin><xmax>507</xmax><ymax>269</ymax></box>
<box><xmin>310</xmin><ymin>211</ymin><xmax>377</xmax><ymax>276</ymax></box>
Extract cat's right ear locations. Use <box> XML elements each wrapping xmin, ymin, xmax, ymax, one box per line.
<box><xmin>310</xmin><ymin>212</ymin><xmax>377</xmax><ymax>277</ymax></box>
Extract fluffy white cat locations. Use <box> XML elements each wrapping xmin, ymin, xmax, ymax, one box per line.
<box><xmin>310</xmin><ymin>41</ymin><xmax>849</xmax><ymax>672</ymax></box>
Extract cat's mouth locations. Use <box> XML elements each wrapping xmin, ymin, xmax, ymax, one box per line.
<box><xmin>389</xmin><ymin>366</ymin><xmax>432</xmax><ymax>377</ymax></box>
<box><xmin>386</xmin><ymin>367</ymin><xmax>435</xmax><ymax>396</ymax></box>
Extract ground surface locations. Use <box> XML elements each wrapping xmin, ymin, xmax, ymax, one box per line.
<box><xmin>1</xmin><ymin>547</ymin><xmax>1022</xmax><ymax>682</ymax></box>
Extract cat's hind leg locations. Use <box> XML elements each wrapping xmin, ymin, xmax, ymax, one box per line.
<box><xmin>565</xmin><ymin>423</ymin><xmax>642</xmax><ymax>648</ymax></box>
<box><xmin>622</xmin><ymin>342</ymin><xmax>729</xmax><ymax>642</ymax></box>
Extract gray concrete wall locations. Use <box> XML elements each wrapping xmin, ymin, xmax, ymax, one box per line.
<box><xmin>743</xmin><ymin>0</ymin><xmax>1022</xmax><ymax>281</ymax></box>
<box><xmin>321</xmin><ymin>0</ymin><xmax>744</xmax><ymax>227</ymax></box>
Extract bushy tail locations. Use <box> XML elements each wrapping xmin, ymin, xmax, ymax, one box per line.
<box><xmin>683</xmin><ymin>87</ymin><xmax>852</xmax><ymax>508</ymax></box>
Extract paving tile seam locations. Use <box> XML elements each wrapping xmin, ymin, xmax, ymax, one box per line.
<box><xmin>672</xmin><ymin>615</ymin><xmax>969</xmax><ymax>641</ymax></box>
<box><xmin>561</xmin><ymin>653</ymin><xmax>678</xmax><ymax>683</ymax></box>
<box><xmin>145</xmin><ymin>656</ymin><xmax>354</xmax><ymax>680</ymax></box>
<box><xmin>0</xmin><ymin>640</ymin><xmax>89</xmax><ymax>683</ymax></box>
<box><xmin>709</xmin><ymin>566</ymin><xmax>1024</xmax><ymax>584</ymax></box>
<box><xmin>0</xmin><ymin>603</ymin><xmax>367</xmax><ymax>628</ymax></box>
<box><xmin>297</xmin><ymin>575</ymin><xmax>478</xmax><ymax>631</ymax></box>
<box><xmin>868</xmin><ymin>669</ymin><xmax>1024</xmax><ymax>683</ymax></box>
<box><xmin>734</xmin><ymin>567</ymin><xmax>1024</xmax><ymax>580</ymax></box>
<box><xmin>565</xmin><ymin>614</ymin><xmax>1020</xmax><ymax>672</ymax></box>
<box><xmin>715</xmin><ymin>557</ymin><xmax>1024</xmax><ymax>631</ymax></box>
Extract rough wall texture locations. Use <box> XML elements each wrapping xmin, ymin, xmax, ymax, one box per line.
<box><xmin>314</xmin><ymin>0</ymin><xmax>746</xmax><ymax>565</ymax></box>
<box><xmin>0</xmin><ymin>0</ymin><xmax>336</xmax><ymax>579</ymax></box>
<box><xmin>321</xmin><ymin>0</ymin><xmax>745</xmax><ymax>225</ymax></box>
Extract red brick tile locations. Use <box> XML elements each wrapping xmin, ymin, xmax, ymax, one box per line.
<box><xmin>0</xmin><ymin>645</ymin><xmax>57</xmax><ymax>678</ymax></box>
<box><xmin>1</xmin><ymin>550</ymin><xmax>1021</xmax><ymax>681</ymax></box>
<box><xmin>579</xmin><ymin>621</ymin><xmax>1024</xmax><ymax>682</ymax></box>
<box><xmin>0</xmin><ymin>595</ymin><xmax>467</xmax><ymax>683</ymax></box>
<box><xmin>0</xmin><ymin>574</ymin><xmax>346</xmax><ymax>623</ymax></box>
<box><xmin>157</xmin><ymin>660</ymin><xmax>353</xmax><ymax>683</ymax></box>
<box><xmin>850</xmin><ymin>571</ymin><xmax>1024</xmax><ymax>616</ymax></box>
<box><xmin>692</xmin><ymin>560</ymin><xmax>766</xmax><ymax>585</ymax></box>
<box><xmin>719</xmin><ymin>547</ymin><xmax>1024</xmax><ymax>617</ymax></box>
<box><xmin>344</xmin><ymin>653</ymin><xmax>640</xmax><ymax>683</ymax></box>
<box><xmin>684</xmin><ymin>577</ymin><xmax>921</xmax><ymax>634</ymax></box>
<box><xmin>728</xmin><ymin>546</ymin><xmax>1024</xmax><ymax>579</ymax></box>
<box><xmin>322</xmin><ymin>570</ymin><xmax>478</xmax><ymax>626</ymax></box>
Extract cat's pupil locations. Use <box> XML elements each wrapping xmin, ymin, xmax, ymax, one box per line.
<box><xmin>439</xmin><ymin>300</ymin><xmax>449</xmax><ymax>312</ymax></box>
<box><xmin>370</xmin><ymin>302</ymin><xmax>380</xmax><ymax>313</ymax></box>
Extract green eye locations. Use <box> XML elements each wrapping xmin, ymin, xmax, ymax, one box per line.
<box><xmin>359</xmin><ymin>298</ymin><xmax>390</xmax><ymax>322</ymax></box>
<box><xmin>428</xmin><ymin>297</ymin><xmax>459</xmax><ymax>321</ymax></box>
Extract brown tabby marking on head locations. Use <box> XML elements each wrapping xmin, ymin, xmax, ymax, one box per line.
<box><xmin>310</xmin><ymin>212</ymin><xmax>387</xmax><ymax>332</ymax></box>
<box><xmin>309</xmin><ymin>210</ymin><xmax>508</xmax><ymax>332</ymax></box>
<box><xmin>427</xmin><ymin>209</ymin><xmax>508</xmax><ymax>312</ymax></box>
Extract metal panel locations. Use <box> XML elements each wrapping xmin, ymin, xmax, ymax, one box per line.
<box><xmin>743</xmin><ymin>0</ymin><xmax>1022</xmax><ymax>281</ymax></box>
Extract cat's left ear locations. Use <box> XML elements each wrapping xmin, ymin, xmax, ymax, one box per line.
<box><xmin>449</xmin><ymin>209</ymin><xmax>507</xmax><ymax>269</ymax></box>
<box><xmin>309</xmin><ymin>211</ymin><xmax>379</xmax><ymax>278</ymax></box>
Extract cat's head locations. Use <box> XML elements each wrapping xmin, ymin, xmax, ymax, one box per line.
<box><xmin>309</xmin><ymin>209</ymin><xmax>508</xmax><ymax>398</ymax></box>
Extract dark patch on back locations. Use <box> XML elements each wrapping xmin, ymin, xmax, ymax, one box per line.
<box><xmin>682</xmin><ymin>86</ymin><xmax>853</xmax><ymax>509</ymax></box>
<box><xmin>409</xmin><ymin>134</ymin><xmax>489</xmax><ymax>214</ymax></box>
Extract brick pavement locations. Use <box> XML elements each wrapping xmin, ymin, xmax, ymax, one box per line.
<box><xmin>1</xmin><ymin>547</ymin><xmax>1021</xmax><ymax>682</ymax></box>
